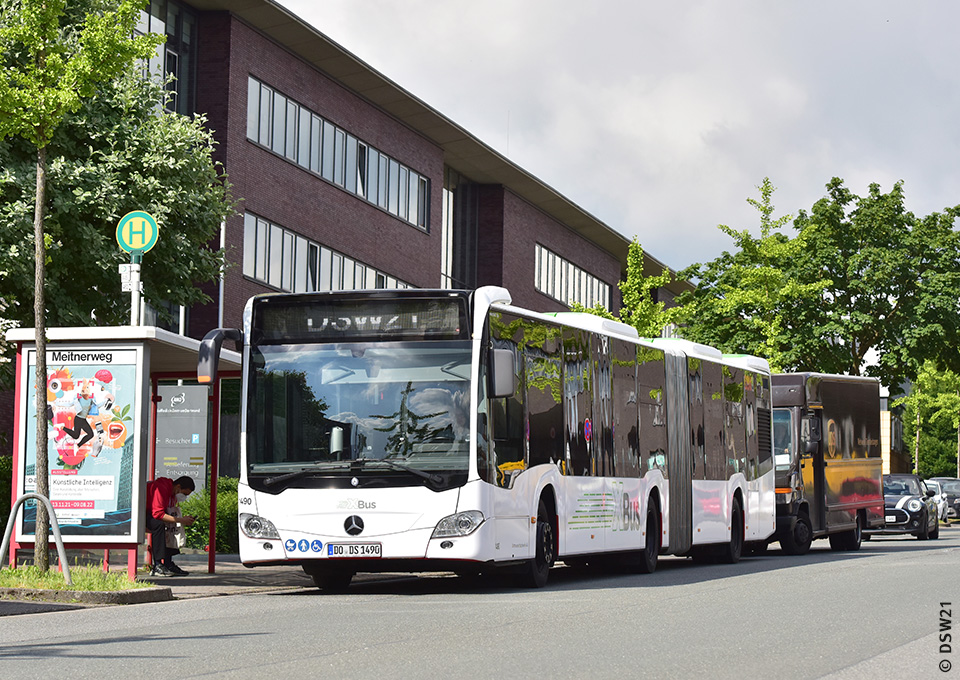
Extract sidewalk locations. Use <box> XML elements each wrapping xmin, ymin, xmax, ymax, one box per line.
<box><xmin>0</xmin><ymin>551</ymin><xmax>420</xmax><ymax>615</ymax></box>
<box><xmin>143</xmin><ymin>552</ymin><xmax>315</xmax><ymax>599</ymax></box>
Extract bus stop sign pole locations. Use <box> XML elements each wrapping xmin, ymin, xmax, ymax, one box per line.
<box><xmin>116</xmin><ymin>211</ymin><xmax>159</xmax><ymax>326</ymax></box>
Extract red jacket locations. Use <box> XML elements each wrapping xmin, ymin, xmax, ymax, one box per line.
<box><xmin>146</xmin><ymin>477</ymin><xmax>174</xmax><ymax>520</ymax></box>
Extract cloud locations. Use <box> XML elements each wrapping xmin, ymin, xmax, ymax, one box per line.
<box><xmin>280</xmin><ymin>0</ymin><xmax>960</xmax><ymax>270</ymax></box>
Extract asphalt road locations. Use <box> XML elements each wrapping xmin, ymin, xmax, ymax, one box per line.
<box><xmin>0</xmin><ymin>527</ymin><xmax>957</xmax><ymax>679</ymax></box>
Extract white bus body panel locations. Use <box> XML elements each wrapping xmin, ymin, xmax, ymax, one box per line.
<box><xmin>690</xmin><ymin>471</ymin><xmax>776</xmax><ymax>545</ymax></box>
<box><xmin>749</xmin><ymin>468</ymin><xmax>776</xmax><ymax>541</ymax></box>
<box><xmin>239</xmin><ymin>483</ymin><xmax>470</xmax><ymax>564</ymax></box>
<box><xmin>691</xmin><ymin>479</ymin><xmax>730</xmax><ymax>544</ymax></box>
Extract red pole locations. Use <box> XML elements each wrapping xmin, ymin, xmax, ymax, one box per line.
<box><xmin>145</xmin><ymin>375</ymin><xmax>160</xmax><ymax>569</ymax></box>
<box><xmin>9</xmin><ymin>345</ymin><xmax>22</xmax><ymax>567</ymax></box>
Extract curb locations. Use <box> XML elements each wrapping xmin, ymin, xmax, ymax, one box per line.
<box><xmin>0</xmin><ymin>585</ymin><xmax>173</xmax><ymax>605</ymax></box>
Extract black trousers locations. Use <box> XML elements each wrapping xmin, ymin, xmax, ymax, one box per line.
<box><xmin>146</xmin><ymin>515</ymin><xmax>170</xmax><ymax>566</ymax></box>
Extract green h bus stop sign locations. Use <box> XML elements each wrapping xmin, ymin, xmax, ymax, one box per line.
<box><xmin>116</xmin><ymin>211</ymin><xmax>159</xmax><ymax>258</ymax></box>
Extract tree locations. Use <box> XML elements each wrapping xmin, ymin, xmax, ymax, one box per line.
<box><xmin>572</xmin><ymin>237</ymin><xmax>680</xmax><ymax>338</ymax></box>
<box><xmin>0</xmin><ymin>0</ymin><xmax>158</xmax><ymax>570</ymax></box>
<box><xmin>790</xmin><ymin>178</ymin><xmax>960</xmax><ymax>390</ymax></box>
<box><xmin>0</xmin><ymin>65</ymin><xmax>233</xmax><ymax>342</ymax></box>
<box><xmin>676</xmin><ymin>178</ymin><xmax>828</xmax><ymax>372</ymax></box>
<box><xmin>676</xmin><ymin>177</ymin><xmax>960</xmax><ymax>390</ymax></box>
<box><xmin>895</xmin><ymin>361</ymin><xmax>960</xmax><ymax>477</ymax></box>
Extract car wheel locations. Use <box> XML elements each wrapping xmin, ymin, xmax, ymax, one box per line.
<box><xmin>917</xmin><ymin>511</ymin><xmax>930</xmax><ymax>540</ymax></box>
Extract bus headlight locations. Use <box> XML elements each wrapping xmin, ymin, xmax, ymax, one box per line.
<box><xmin>907</xmin><ymin>499</ymin><xmax>922</xmax><ymax>513</ymax></box>
<box><xmin>240</xmin><ymin>512</ymin><xmax>280</xmax><ymax>540</ymax></box>
<box><xmin>432</xmin><ymin>510</ymin><xmax>484</xmax><ymax>538</ymax></box>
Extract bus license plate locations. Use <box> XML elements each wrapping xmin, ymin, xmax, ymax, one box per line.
<box><xmin>327</xmin><ymin>543</ymin><xmax>382</xmax><ymax>558</ymax></box>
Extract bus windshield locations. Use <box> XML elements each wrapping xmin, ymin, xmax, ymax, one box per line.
<box><xmin>247</xmin><ymin>340</ymin><xmax>473</xmax><ymax>484</ymax></box>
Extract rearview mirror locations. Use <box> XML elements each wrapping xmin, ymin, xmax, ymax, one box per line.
<box><xmin>198</xmin><ymin>327</ymin><xmax>242</xmax><ymax>385</ymax></box>
<box><xmin>801</xmin><ymin>415</ymin><xmax>821</xmax><ymax>455</ymax></box>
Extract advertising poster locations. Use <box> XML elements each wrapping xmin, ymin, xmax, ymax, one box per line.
<box><xmin>155</xmin><ymin>384</ymin><xmax>209</xmax><ymax>491</ymax></box>
<box><xmin>19</xmin><ymin>345</ymin><xmax>142</xmax><ymax>541</ymax></box>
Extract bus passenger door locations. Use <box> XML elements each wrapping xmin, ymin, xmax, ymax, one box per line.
<box><xmin>561</xmin><ymin>327</ymin><xmax>603</xmax><ymax>555</ymax></box>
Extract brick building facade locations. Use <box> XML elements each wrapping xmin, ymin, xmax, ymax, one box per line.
<box><xmin>174</xmin><ymin>0</ymin><xmax>686</xmax><ymax>338</ymax></box>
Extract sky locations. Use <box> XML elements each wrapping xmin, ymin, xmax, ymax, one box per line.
<box><xmin>277</xmin><ymin>0</ymin><xmax>960</xmax><ymax>272</ymax></box>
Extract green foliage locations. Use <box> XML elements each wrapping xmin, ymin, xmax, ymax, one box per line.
<box><xmin>790</xmin><ymin>179</ymin><xmax>960</xmax><ymax>389</ymax></box>
<box><xmin>0</xmin><ymin>0</ymin><xmax>162</xmax><ymax>148</ymax></box>
<box><xmin>573</xmin><ymin>238</ymin><xmax>680</xmax><ymax>338</ymax></box>
<box><xmin>0</xmin><ymin>455</ymin><xmax>11</xmax><ymax>531</ymax></box>
<box><xmin>677</xmin><ymin>178</ymin><xmax>828</xmax><ymax>372</ymax></box>
<box><xmin>0</xmin><ymin>564</ymin><xmax>153</xmax><ymax>590</ymax></box>
<box><xmin>180</xmin><ymin>478</ymin><xmax>240</xmax><ymax>554</ymax></box>
<box><xmin>0</xmin><ymin>65</ymin><xmax>233</xmax><ymax>331</ymax></box>
<box><xmin>617</xmin><ymin>237</ymin><xmax>680</xmax><ymax>338</ymax></box>
<box><xmin>676</xmin><ymin>177</ymin><xmax>960</xmax><ymax>389</ymax></box>
<box><xmin>895</xmin><ymin>361</ymin><xmax>960</xmax><ymax>477</ymax></box>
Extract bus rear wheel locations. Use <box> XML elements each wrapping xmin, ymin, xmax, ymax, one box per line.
<box><xmin>635</xmin><ymin>505</ymin><xmax>661</xmax><ymax>574</ymax></box>
<box><xmin>719</xmin><ymin>498</ymin><xmax>743</xmax><ymax>564</ymax></box>
<box><xmin>524</xmin><ymin>500</ymin><xmax>555</xmax><ymax>588</ymax></box>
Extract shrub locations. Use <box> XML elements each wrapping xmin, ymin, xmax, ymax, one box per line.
<box><xmin>180</xmin><ymin>477</ymin><xmax>240</xmax><ymax>554</ymax></box>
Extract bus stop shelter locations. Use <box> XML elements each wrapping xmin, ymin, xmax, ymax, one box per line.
<box><xmin>5</xmin><ymin>326</ymin><xmax>240</xmax><ymax>579</ymax></box>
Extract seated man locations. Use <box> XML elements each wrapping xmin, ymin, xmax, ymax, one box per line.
<box><xmin>145</xmin><ymin>475</ymin><xmax>196</xmax><ymax>576</ymax></box>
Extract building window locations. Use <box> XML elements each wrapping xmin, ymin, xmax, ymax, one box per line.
<box><xmin>138</xmin><ymin>0</ymin><xmax>197</xmax><ymax>116</ymax></box>
<box><xmin>246</xmin><ymin>76</ymin><xmax>430</xmax><ymax>231</ymax></box>
<box><xmin>534</xmin><ymin>244</ymin><xmax>611</xmax><ymax>311</ymax></box>
<box><xmin>243</xmin><ymin>212</ymin><xmax>412</xmax><ymax>293</ymax></box>
<box><xmin>441</xmin><ymin>186</ymin><xmax>454</xmax><ymax>288</ymax></box>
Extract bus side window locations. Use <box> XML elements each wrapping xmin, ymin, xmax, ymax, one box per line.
<box><xmin>527</xmin><ymin>353</ymin><xmax>563</xmax><ymax>470</ymax></box>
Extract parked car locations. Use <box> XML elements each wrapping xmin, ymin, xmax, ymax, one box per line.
<box><xmin>925</xmin><ymin>479</ymin><xmax>950</xmax><ymax>522</ymax></box>
<box><xmin>928</xmin><ymin>477</ymin><xmax>960</xmax><ymax>522</ymax></box>
<box><xmin>864</xmin><ymin>474</ymin><xmax>939</xmax><ymax>540</ymax></box>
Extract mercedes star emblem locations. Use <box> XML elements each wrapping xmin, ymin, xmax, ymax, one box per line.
<box><xmin>344</xmin><ymin>515</ymin><xmax>364</xmax><ymax>536</ymax></box>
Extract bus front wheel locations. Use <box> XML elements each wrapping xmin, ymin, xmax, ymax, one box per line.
<box><xmin>524</xmin><ymin>500</ymin><xmax>555</xmax><ymax>588</ymax></box>
<box><xmin>307</xmin><ymin>568</ymin><xmax>354</xmax><ymax>593</ymax></box>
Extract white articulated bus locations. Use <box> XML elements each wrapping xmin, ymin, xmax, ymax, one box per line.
<box><xmin>198</xmin><ymin>286</ymin><xmax>776</xmax><ymax>591</ymax></box>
